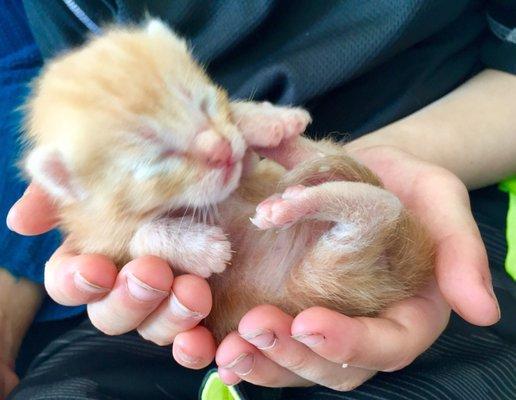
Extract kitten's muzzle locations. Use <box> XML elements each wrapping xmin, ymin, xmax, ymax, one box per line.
<box><xmin>191</xmin><ymin>129</ymin><xmax>233</xmax><ymax>168</ymax></box>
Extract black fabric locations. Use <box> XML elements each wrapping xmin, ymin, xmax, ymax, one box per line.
<box><xmin>22</xmin><ymin>0</ymin><xmax>501</xmax><ymax>136</ymax></box>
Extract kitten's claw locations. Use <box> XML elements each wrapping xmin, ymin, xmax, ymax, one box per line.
<box><xmin>251</xmin><ymin>185</ymin><xmax>310</xmax><ymax>229</ymax></box>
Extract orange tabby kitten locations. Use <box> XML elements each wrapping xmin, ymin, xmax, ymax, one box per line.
<box><xmin>22</xmin><ymin>19</ymin><xmax>433</xmax><ymax>341</ymax></box>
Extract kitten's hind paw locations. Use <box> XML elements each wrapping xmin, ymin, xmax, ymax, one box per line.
<box><xmin>251</xmin><ymin>185</ymin><xmax>311</xmax><ymax>229</ymax></box>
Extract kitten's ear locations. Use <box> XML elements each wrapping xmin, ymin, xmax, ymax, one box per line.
<box><xmin>145</xmin><ymin>18</ymin><xmax>170</xmax><ymax>36</ymax></box>
<box><xmin>25</xmin><ymin>147</ymin><xmax>84</xmax><ymax>203</ymax></box>
<box><xmin>145</xmin><ymin>18</ymin><xmax>188</xmax><ymax>50</ymax></box>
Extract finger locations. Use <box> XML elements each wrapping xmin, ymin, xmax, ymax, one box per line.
<box><xmin>410</xmin><ymin>168</ymin><xmax>499</xmax><ymax>326</ymax></box>
<box><xmin>87</xmin><ymin>256</ymin><xmax>173</xmax><ymax>335</ymax></box>
<box><xmin>172</xmin><ymin>325</ymin><xmax>216</xmax><ymax>370</ymax></box>
<box><xmin>239</xmin><ymin>305</ymin><xmax>376</xmax><ymax>392</ymax></box>
<box><xmin>45</xmin><ymin>240</ymin><xmax>117</xmax><ymax>306</ymax></box>
<box><xmin>217</xmin><ymin>368</ymin><xmax>242</xmax><ymax>387</ymax></box>
<box><xmin>291</xmin><ymin>280</ymin><xmax>449</xmax><ymax>371</ymax></box>
<box><xmin>6</xmin><ymin>183</ymin><xmax>59</xmax><ymax>235</ymax></box>
<box><xmin>137</xmin><ymin>274</ymin><xmax>212</xmax><ymax>345</ymax></box>
<box><xmin>216</xmin><ymin>331</ymin><xmax>308</xmax><ymax>387</ymax></box>
<box><xmin>434</xmin><ymin>224</ymin><xmax>499</xmax><ymax>326</ymax></box>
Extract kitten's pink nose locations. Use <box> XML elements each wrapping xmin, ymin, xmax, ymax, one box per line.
<box><xmin>192</xmin><ymin>129</ymin><xmax>232</xmax><ymax>167</ymax></box>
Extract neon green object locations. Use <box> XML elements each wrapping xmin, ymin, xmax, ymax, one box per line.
<box><xmin>499</xmin><ymin>177</ymin><xmax>516</xmax><ymax>280</ymax></box>
<box><xmin>199</xmin><ymin>370</ymin><xmax>244</xmax><ymax>400</ymax></box>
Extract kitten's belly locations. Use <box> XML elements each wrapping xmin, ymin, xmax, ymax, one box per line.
<box><xmin>235</xmin><ymin>221</ymin><xmax>330</xmax><ymax>297</ymax></box>
<box><xmin>207</xmin><ymin>217</ymin><xmax>331</xmax><ymax>341</ymax></box>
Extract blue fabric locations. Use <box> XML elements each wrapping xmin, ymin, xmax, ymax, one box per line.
<box><xmin>0</xmin><ymin>0</ymin><xmax>84</xmax><ymax>321</ymax></box>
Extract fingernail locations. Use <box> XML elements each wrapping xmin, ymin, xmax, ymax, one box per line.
<box><xmin>6</xmin><ymin>205</ymin><xmax>18</xmax><ymax>231</ymax></box>
<box><xmin>240</xmin><ymin>329</ymin><xmax>277</xmax><ymax>350</ymax></box>
<box><xmin>223</xmin><ymin>353</ymin><xmax>255</xmax><ymax>376</ymax></box>
<box><xmin>291</xmin><ymin>333</ymin><xmax>325</xmax><ymax>347</ymax></box>
<box><xmin>74</xmin><ymin>272</ymin><xmax>110</xmax><ymax>294</ymax></box>
<box><xmin>126</xmin><ymin>272</ymin><xmax>168</xmax><ymax>302</ymax></box>
<box><xmin>175</xmin><ymin>346</ymin><xmax>202</xmax><ymax>366</ymax></box>
<box><xmin>170</xmin><ymin>294</ymin><xmax>205</xmax><ymax>320</ymax></box>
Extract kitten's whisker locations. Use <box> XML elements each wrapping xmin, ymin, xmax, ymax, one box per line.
<box><xmin>188</xmin><ymin>206</ymin><xmax>197</xmax><ymax>233</ymax></box>
<box><xmin>179</xmin><ymin>199</ymin><xmax>191</xmax><ymax>231</ymax></box>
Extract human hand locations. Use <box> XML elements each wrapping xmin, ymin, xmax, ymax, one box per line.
<box><xmin>7</xmin><ymin>187</ymin><xmax>216</xmax><ymax>369</ymax></box>
<box><xmin>212</xmin><ymin>144</ymin><xmax>500</xmax><ymax>389</ymax></box>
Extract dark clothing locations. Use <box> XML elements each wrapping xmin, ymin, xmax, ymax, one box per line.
<box><xmin>1</xmin><ymin>0</ymin><xmax>515</xmax><ymax>398</ymax></box>
<box><xmin>22</xmin><ymin>0</ymin><xmax>516</xmax><ymax>137</ymax></box>
<box><xmin>9</xmin><ymin>312</ymin><xmax>516</xmax><ymax>400</ymax></box>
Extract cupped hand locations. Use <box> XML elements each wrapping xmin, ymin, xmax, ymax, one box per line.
<box><xmin>8</xmin><ymin>143</ymin><xmax>501</xmax><ymax>388</ymax></box>
<box><xmin>213</xmin><ymin>143</ymin><xmax>500</xmax><ymax>389</ymax></box>
<box><xmin>7</xmin><ymin>187</ymin><xmax>216</xmax><ymax>369</ymax></box>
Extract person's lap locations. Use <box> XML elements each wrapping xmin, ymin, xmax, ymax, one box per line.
<box><xmin>7</xmin><ymin>310</ymin><xmax>515</xmax><ymax>400</ymax></box>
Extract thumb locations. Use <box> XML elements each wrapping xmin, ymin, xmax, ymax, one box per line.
<box><xmin>6</xmin><ymin>183</ymin><xmax>58</xmax><ymax>236</ymax></box>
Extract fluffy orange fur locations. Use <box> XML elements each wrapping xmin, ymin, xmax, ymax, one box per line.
<box><xmin>23</xmin><ymin>20</ymin><xmax>434</xmax><ymax>342</ymax></box>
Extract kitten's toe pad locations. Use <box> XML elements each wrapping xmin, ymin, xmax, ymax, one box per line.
<box><xmin>240</xmin><ymin>103</ymin><xmax>311</xmax><ymax>148</ymax></box>
<box><xmin>251</xmin><ymin>186</ymin><xmax>310</xmax><ymax>229</ymax></box>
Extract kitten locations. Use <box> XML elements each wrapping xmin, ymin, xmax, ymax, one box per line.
<box><xmin>22</xmin><ymin>19</ymin><xmax>433</xmax><ymax>341</ymax></box>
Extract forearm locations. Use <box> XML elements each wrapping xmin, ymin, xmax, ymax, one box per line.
<box><xmin>345</xmin><ymin>69</ymin><xmax>516</xmax><ymax>189</ymax></box>
<box><xmin>0</xmin><ymin>268</ymin><xmax>43</xmax><ymax>364</ymax></box>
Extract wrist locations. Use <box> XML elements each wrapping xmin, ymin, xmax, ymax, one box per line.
<box><xmin>0</xmin><ymin>268</ymin><xmax>43</xmax><ymax>363</ymax></box>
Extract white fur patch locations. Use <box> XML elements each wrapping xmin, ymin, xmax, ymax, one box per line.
<box><xmin>145</xmin><ymin>19</ymin><xmax>170</xmax><ymax>36</ymax></box>
<box><xmin>320</xmin><ymin>222</ymin><xmax>363</xmax><ymax>253</ymax></box>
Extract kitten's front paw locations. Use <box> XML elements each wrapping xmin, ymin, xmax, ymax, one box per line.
<box><xmin>184</xmin><ymin>226</ymin><xmax>232</xmax><ymax>278</ymax></box>
<box><xmin>251</xmin><ymin>185</ymin><xmax>311</xmax><ymax>229</ymax></box>
<box><xmin>130</xmin><ymin>220</ymin><xmax>232</xmax><ymax>279</ymax></box>
<box><xmin>238</xmin><ymin>103</ymin><xmax>311</xmax><ymax>148</ymax></box>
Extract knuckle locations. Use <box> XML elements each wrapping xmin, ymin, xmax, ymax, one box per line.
<box><xmin>281</xmin><ymin>354</ymin><xmax>311</xmax><ymax>372</ymax></box>
<box><xmin>419</xmin><ymin>167</ymin><xmax>468</xmax><ymax>198</ymax></box>
<box><xmin>337</xmin><ymin>345</ymin><xmax>360</xmax><ymax>366</ymax></box>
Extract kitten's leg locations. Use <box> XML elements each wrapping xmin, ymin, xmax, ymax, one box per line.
<box><xmin>230</xmin><ymin>101</ymin><xmax>311</xmax><ymax>148</ymax></box>
<box><xmin>251</xmin><ymin>182</ymin><xmax>402</xmax><ymax>244</ymax></box>
<box><xmin>130</xmin><ymin>217</ymin><xmax>231</xmax><ymax>278</ymax></box>
<box><xmin>252</xmin><ymin>182</ymin><xmax>413</xmax><ymax>316</ymax></box>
